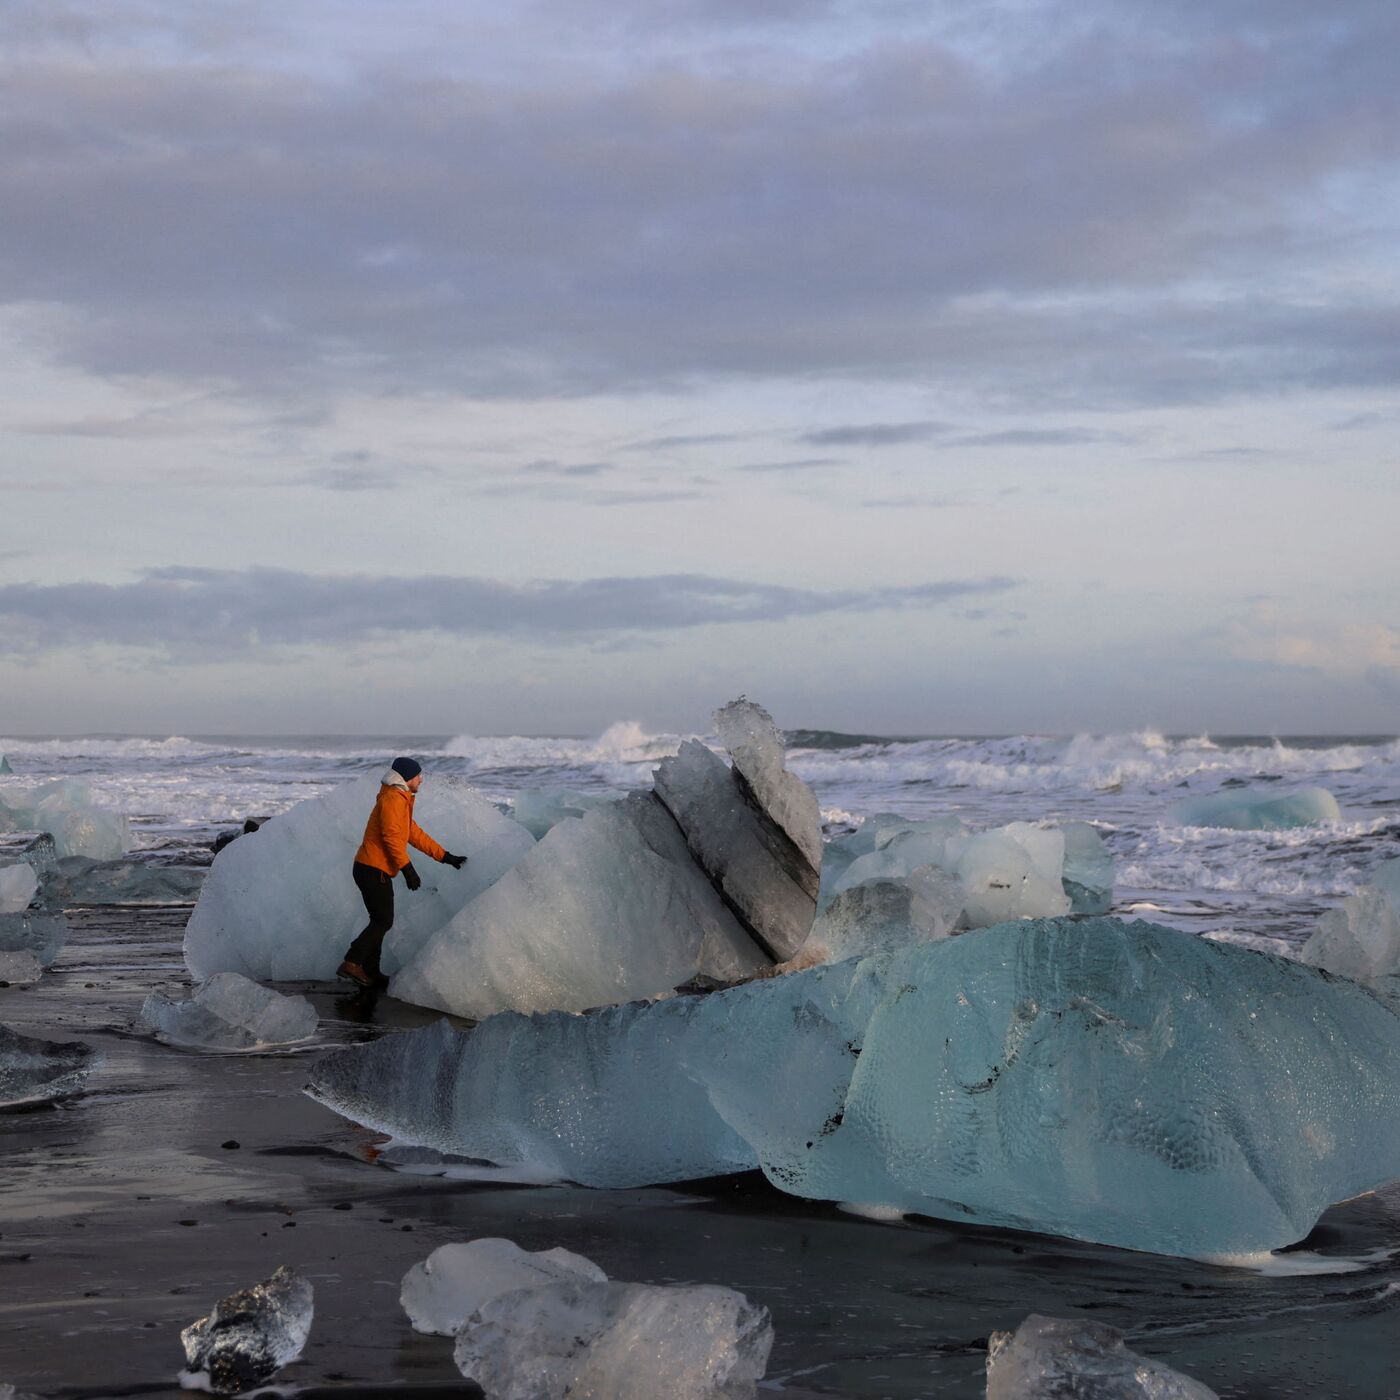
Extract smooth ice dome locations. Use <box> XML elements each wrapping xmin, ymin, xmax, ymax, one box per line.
<box><xmin>402</xmin><ymin>1238</ymin><xmax>607</xmax><ymax>1336</ymax></box>
<box><xmin>0</xmin><ymin>779</ymin><xmax>130</xmax><ymax>859</ymax></box>
<box><xmin>986</xmin><ymin>1314</ymin><xmax>1218</xmax><ymax>1398</ymax></box>
<box><xmin>0</xmin><ymin>864</ymin><xmax>38</xmax><ymax>914</ymax></box>
<box><xmin>1301</xmin><ymin>858</ymin><xmax>1400</xmax><ymax>981</ymax></box>
<box><xmin>185</xmin><ymin>775</ymin><xmax>536</xmax><ymax>982</ymax></box>
<box><xmin>454</xmin><ymin>1278</ymin><xmax>773</xmax><ymax>1400</ymax></box>
<box><xmin>180</xmin><ymin>1265</ymin><xmax>313</xmax><ymax>1396</ymax></box>
<box><xmin>142</xmin><ymin>972</ymin><xmax>318</xmax><ymax>1050</ymax></box>
<box><xmin>1168</xmin><ymin>785</ymin><xmax>1340</xmax><ymax>830</ymax></box>
<box><xmin>310</xmin><ymin>917</ymin><xmax>1400</xmax><ymax>1257</ymax></box>
<box><xmin>0</xmin><ymin>1024</ymin><xmax>98</xmax><ymax>1107</ymax></box>
<box><xmin>511</xmin><ymin>788</ymin><xmax>617</xmax><ymax>840</ymax></box>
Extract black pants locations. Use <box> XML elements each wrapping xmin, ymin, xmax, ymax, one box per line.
<box><xmin>345</xmin><ymin>861</ymin><xmax>394</xmax><ymax>976</ymax></box>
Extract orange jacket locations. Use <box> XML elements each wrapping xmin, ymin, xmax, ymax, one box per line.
<box><xmin>355</xmin><ymin>779</ymin><xmax>446</xmax><ymax>876</ymax></box>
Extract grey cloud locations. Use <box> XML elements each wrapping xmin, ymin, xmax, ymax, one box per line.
<box><xmin>737</xmin><ymin>457</ymin><xmax>843</xmax><ymax>474</ymax></box>
<box><xmin>621</xmin><ymin>432</ymin><xmax>756</xmax><ymax>452</ymax></box>
<box><xmin>947</xmin><ymin>428</ymin><xmax>1132</xmax><ymax>448</ymax></box>
<box><xmin>800</xmin><ymin>421</ymin><xmax>950</xmax><ymax>447</ymax></box>
<box><xmin>520</xmin><ymin>459</ymin><xmax>614</xmax><ymax>477</ymax></box>
<box><xmin>0</xmin><ymin>567</ymin><xmax>1022</xmax><ymax>656</ymax></box>
<box><xmin>0</xmin><ymin>2</ymin><xmax>1397</xmax><ymax>409</ymax></box>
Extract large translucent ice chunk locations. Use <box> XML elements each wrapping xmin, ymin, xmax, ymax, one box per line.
<box><xmin>511</xmin><ymin>788</ymin><xmax>617</xmax><ymax>840</ymax></box>
<box><xmin>47</xmin><ymin>858</ymin><xmax>206</xmax><ymax>907</ymax></box>
<box><xmin>391</xmin><ymin>793</ymin><xmax>769</xmax><ymax>1019</ymax></box>
<box><xmin>310</xmin><ymin>917</ymin><xmax>1400</xmax><ymax>1257</ymax></box>
<box><xmin>142</xmin><ymin>972</ymin><xmax>318</xmax><ymax>1051</ymax></box>
<box><xmin>454</xmin><ymin>1278</ymin><xmax>774</xmax><ymax>1400</ymax></box>
<box><xmin>179</xmin><ymin>1265</ymin><xmax>313</xmax><ymax>1395</ymax></box>
<box><xmin>0</xmin><ymin>1024</ymin><xmax>98</xmax><ymax>1107</ymax></box>
<box><xmin>1167</xmin><ymin>785</ymin><xmax>1340</xmax><ymax>830</ymax></box>
<box><xmin>0</xmin><ymin>911</ymin><xmax>69</xmax><ymax>967</ymax></box>
<box><xmin>1057</xmin><ymin>821</ymin><xmax>1115</xmax><ymax>914</ymax></box>
<box><xmin>1301</xmin><ymin>858</ymin><xmax>1400</xmax><ymax>981</ymax></box>
<box><xmin>824</xmin><ymin>818</ymin><xmax>968</xmax><ymax>902</ymax></box>
<box><xmin>402</xmin><ymin>1238</ymin><xmax>607</xmax><ymax>1336</ymax></box>
<box><xmin>184</xmin><ymin>775</ymin><xmax>536</xmax><ymax>982</ymax></box>
<box><xmin>803</xmin><ymin>866</ymin><xmax>964</xmax><ymax>963</ymax></box>
<box><xmin>0</xmin><ymin>864</ymin><xmax>38</xmax><ymax>913</ymax></box>
<box><xmin>714</xmin><ymin>698</ymin><xmax>822</xmax><ymax>872</ymax></box>
<box><xmin>986</xmin><ymin>1314</ymin><xmax>1217</xmax><ymax>1398</ymax></box>
<box><xmin>0</xmin><ymin>780</ymin><xmax>131</xmax><ymax>859</ymax></box>
<box><xmin>953</xmin><ymin>823</ymin><xmax>1071</xmax><ymax>927</ymax></box>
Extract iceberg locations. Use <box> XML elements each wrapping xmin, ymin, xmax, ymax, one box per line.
<box><xmin>986</xmin><ymin>1314</ymin><xmax>1217</xmax><ymax>1399</ymax></box>
<box><xmin>454</xmin><ymin>1277</ymin><xmax>773</xmax><ymax>1400</ymax></box>
<box><xmin>391</xmin><ymin>701</ymin><xmax>820</xmax><ymax>1017</ymax></box>
<box><xmin>801</xmin><ymin>866</ymin><xmax>963</xmax><ymax>963</ymax></box>
<box><xmin>310</xmin><ymin>917</ymin><xmax>1400</xmax><ymax>1257</ymax></box>
<box><xmin>0</xmin><ymin>864</ymin><xmax>38</xmax><ymax>914</ymax></box>
<box><xmin>511</xmin><ymin>788</ymin><xmax>617</xmax><ymax>840</ymax></box>
<box><xmin>1301</xmin><ymin>858</ymin><xmax>1400</xmax><ymax>981</ymax></box>
<box><xmin>0</xmin><ymin>1024</ymin><xmax>98</xmax><ymax>1107</ymax></box>
<box><xmin>402</xmin><ymin>1238</ymin><xmax>607</xmax><ymax>1336</ymax></box>
<box><xmin>184</xmin><ymin>775</ymin><xmax>536</xmax><ymax>982</ymax></box>
<box><xmin>0</xmin><ymin>779</ymin><xmax>130</xmax><ymax>859</ymax></box>
<box><xmin>1167</xmin><ymin>785</ymin><xmax>1340</xmax><ymax>830</ymax></box>
<box><xmin>180</xmin><ymin>1265</ymin><xmax>313</xmax><ymax>1395</ymax></box>
<box><xmin>45</xmin><ymin>857</ymin><xmax>206</xmax><ymax>907</ymax></box>
<box><xmin>0</xmin><ymin>911</ymin><xmax>69</xmax><ymax>968</ymax></box>
<box><xmin>142</xmin><ymin>972</ymin><xmax>318</xmax><ymax>1051</ymax></box>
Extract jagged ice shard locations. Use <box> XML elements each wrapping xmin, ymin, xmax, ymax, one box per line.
<box><xmin>180</xmin><ymin>1266</ymin><xmax>313</xmax><ymax>1396</ymax></box>
<box><xmin>1167</xmin><ymin>785</ymin><xmax>1341</xmax><ymax>830</ymax></box>
<box><xmin>184</xmin><ymin>775</ymin><xmax>536</xmax><ymax>982</ymax></box>
<box><xmin>310</xmin><ymin>917</ymin><xmax>1400</xmax><ymax>1258</ymax></box>
<box><xmin>511</xmin><ymin>788</ymin><xmax>618</xmax><ymax>840</ymax></box>
<box><xmin>391</xmin><ymin>700</ymin><xmax>820</xmax><ymax>1017</ymax></box>
<box><xmin>142</xmin><ymin>972</ymin><xmax>318</xmax><ymax>1051</ymax></box>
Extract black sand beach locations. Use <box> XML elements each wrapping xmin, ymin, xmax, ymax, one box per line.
<box><xmin>5</xmin><ymin>907</ymin><xmax>1400</xmax><ymax>1398</ymax></box>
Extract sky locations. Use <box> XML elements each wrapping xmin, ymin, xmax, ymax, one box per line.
<box><xmin>0</xmin><ymin>0</ymin><xmax>1397</xmax><ymax>737</ymax></box>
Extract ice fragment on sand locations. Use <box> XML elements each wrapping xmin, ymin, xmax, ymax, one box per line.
<box><xmin>802</xmin><ymin>865</ymin><xmax>963</xmax><ymax>963</ymax></box>
<box><xmin>312</xmin><ymin>916</ymin><xmax>1400</xmax><ymax>1257</ymax></box>
<box><xmin>142</xmin><ymin>972</ymin><xmax>317</xmax><ymax>1050</ymax></box>
<box><xmin>511</xmin><ymin>788</ymin><xmax>616</xmax><ymax>840</ymax></box>
<box><xmin>0</xmin><ymin>950</ymin><xmax>42</xmax><ymax>984</ymax></box>
<box><xmin>986</xmin><ymin>1314</ymin><xmax>1218</xmax><ymax>1398</ymax></box>
<box><xmin>402</xmin><ymin>1237</ymin><xmax>607</xmax><ymax>1336</ymax></box>
<box><xmin>0</xmin><ymin>1024</ymin><xmax>98</xmax><ymax>1107</ymax></box>
<box><xmin>0</xmin><ymin>911</ymin><xmax>69</xmax><ymax>967</ymax></box>
<box><xmin>179</xmin><ymin>1265</ymin><xmax>313</xmax><ymax>1395</ymax></box>
<box><xmin>1058</xmin><ymin>821</ymin><xmax>1115</xmax><ymax>914</ymax></box>
<box><xmin>1168</xmin><ymin>785</ymin><xmax>1340</xmax><ymax>830</ymax></box>
<box><xmin>184</xmin><ymin>775</ymin><xmax>535</xmax><ymax>982</ymax></box>
<box><xmin>391</xmin><ymin>792</ymin><xmax>771</xmax><ymax>1019</ymax></box>
<box><xmin>1301</xmin><ymin>857</ymin><xmax>1400</xmax><ymax>981</ymax></box>
<box><xmin>0</xmin><ymin>864</ymin><xmax>38</xmax><ymax>914</ymax></box>
<box><xmin>47</xmin><ymin>857</ymin><xmax>205</xmax><ymax>907</ymax></box>
<box><xmin>454</xmin><ymin>1277</ymin><xmax>773</xmax><ymax>1400</ymax></box>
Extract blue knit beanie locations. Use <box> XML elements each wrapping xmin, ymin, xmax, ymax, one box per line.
<box><xmin>390</xmin><ymin>756</ymin><xmax>422</xmax><ymax>781</ymax></box>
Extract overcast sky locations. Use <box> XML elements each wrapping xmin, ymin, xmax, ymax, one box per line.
<box><xmin>1</xmin><ymin>0</ymin><xmax>1396</xmax><ymax>736</ymax></box>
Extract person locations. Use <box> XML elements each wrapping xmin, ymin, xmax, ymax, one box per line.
<box><xmin>338</xmin><ymin>757</ymin><xmax>467</xmax><ymax>990</ymax></box>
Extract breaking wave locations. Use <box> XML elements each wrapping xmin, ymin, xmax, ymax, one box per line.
<box><xmin>442</xmin><ymin>721</ymin><xmax>686</xmax><ymax>774</ymax></box>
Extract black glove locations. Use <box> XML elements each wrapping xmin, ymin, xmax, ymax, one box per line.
<box><xmin>441</xmin><ymin>852</ymin><xmax>467</xmax><ymax>870</ymax></box>
<box><xmin>401</xmin><ymin>862</ymin><xmax>422</xmax><ymax>891</ymax></box>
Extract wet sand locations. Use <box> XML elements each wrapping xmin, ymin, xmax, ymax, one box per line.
<box><xmin>4</xmin><ymin>908</ymin><xmax>1400</xmax><ymax>1397</ymax></box>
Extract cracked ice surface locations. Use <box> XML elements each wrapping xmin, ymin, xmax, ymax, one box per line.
<box><xmin>1167</xmin><ymin>785</ymin><xmax>1340</xmax><ymax>830</ymax></box>
<box><xmin>142</xmin><ymin>972</ymin><xmax>317</xmax><ymax>1051</ymax></box>
<box><xmin>454</xmin><ymin>1277</ymin><xmax>773</xmax><ymax>1400</ymax></box>
<box><xmin>0</xmin><ymin>1024</ymin><xmax>98</xmax><ymax>1107</ymax></box>
<box><xmin>986</xmin><ymin>1314</ymin><xmax>1218</xmax><ymax>1398</ymax></box>
<box><xmin>180</xmin><ymin>1265</ymin><xmax>313</xmax><ymax>1395</ymax></box>
<box><xmin>402</xmin><ymin>1238</ymin><xmax>607</xmax><ymax>1336</ymax></box>
<box><xmin>310</xmin><ymin>917</ymin><xmax>1400</xmax><ymax>1257</ymax></box>
<box><xmin>391</xmin><ymin>792</ymin><xmax>771</xmax><ymax>1019</ymax></box>
<box><xmin>185</xmin><ymin>775</ymin><xmax>536</xmax><ymax>982</ymax></box>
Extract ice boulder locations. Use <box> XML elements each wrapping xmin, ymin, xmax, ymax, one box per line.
<box><xmin>46</xmin><ymin>857</ymin><xmax>206</xmax><ymax>906</ymax></box>
<box><xmin>0</xmin><ymin>911</ymin><xmax>69</xmax><ymax>967</ymax></box>
<box><xmin>1301</xmin><ymin>858</ymin><xmax>1400</xmax><ymax>981</ymax></box>
<box><xmin>986</xmin><ymin>1314</ymin><xmax>1217</xmax><ymax>1399</ymax></box>
<box><xmin>1058</xmin><ymin>821</ymin><xmax>1115</xmax><ymax>915</ymax></box>
<box><xmin>0</xmin><ymin>780</ymin><xmax>130</xmax><ymax>859</ymax></box>
<box><xmin>311</xmin><ymin>917</ymin><xmax>1400</xmax><ymax>1257</ymax></box>
<box><xmin>801</xmin><ymin>866</ymin><xmax>964</xmax><ymax>964</ymax></box>
<box><xmin>0</xmin><ymin>1024</ymin><xmax>98</xmax><ymax>1107</ymax></box>
<box><xmin>823</xmin><ymin>817</ymin><xmax>967</xmax><ymax>903</ymax></box>
<box><xmin>953</xmin><ymin>822</ymin><xmax>1071</xmax><ymax>927</ymax></box>
<box><xmin>142</xmin><ymin>972</ymin><xmax>318</xmax><ymax>1051</ymax></box>
<box><xmin>184</xmin><ymin>775</ymin><xmax>536</xmax><ymax>982</ymax></box>
<box><xmin>454</xmin><ymin>1277</ymin><xmax>773</xmax><ymax>1400</ymax></box>
<box><xmin>1168</xmin><ymin>785</ymin><xmax>1340</xmax><ymax>830</ymax></box>
<box><xmin>0</xmin><ymin>864</ymin><xmax>38</xmax><ymax>914</ymax></box>
<box><xmin>391</xmin><ymin>793</ymin><xmax>772</xmax><ymax>1019</ymax></box>
<box><xmin>180</xmin><ymin>1265</ymin><xmax>313</xmax><ymax>1395</ymax></box>
<box><xmin>402</xmin><ymin>1238</ymin><xmax>607</xmax><ymax>1336</ymax></box>
<box><xmin>511</xmin><ymin>788</ymin><xmax>617</xmax><ymax>840</ymax></box>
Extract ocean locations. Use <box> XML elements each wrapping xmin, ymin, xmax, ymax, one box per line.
<box><xmin>2</xmin><ymin>725</ymin><xmax>1397</xmax><ymax>950</ymax></box>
